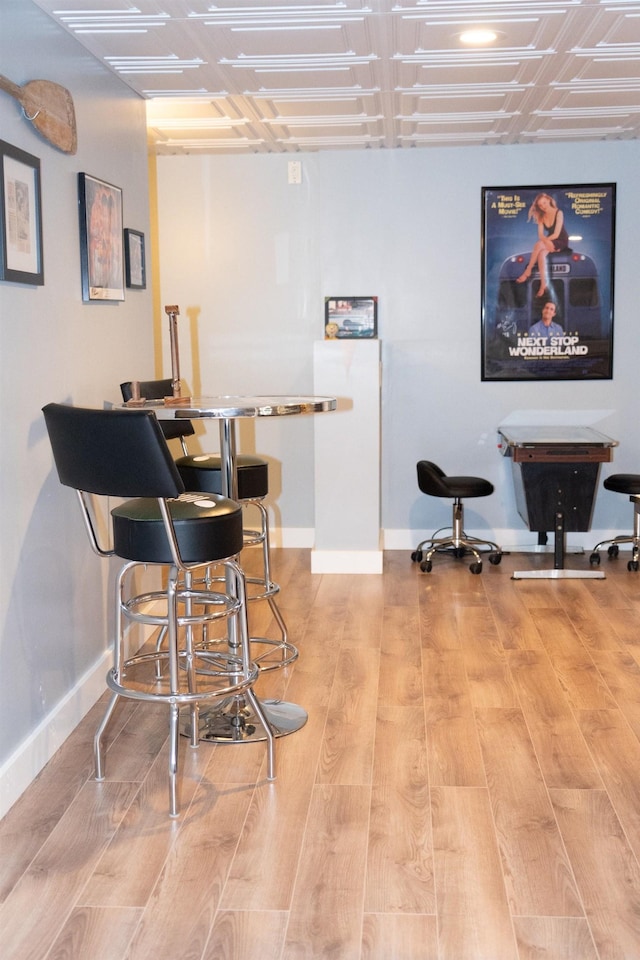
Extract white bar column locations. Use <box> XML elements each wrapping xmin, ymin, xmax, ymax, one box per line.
<box><xmin>312</xmin><ymin>339</ymin><xmax>382</xmax><ymax>573</ymax></box>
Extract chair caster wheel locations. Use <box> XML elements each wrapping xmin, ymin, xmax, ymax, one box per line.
<box><xmin>411</xmin><ymin>550</ymin><xmax>423</xmax><ymax>563</ymax></box>
<box><xmin>628</xmin><ymin>560</ymin><xmax>639</xmax><ymax>572</ymax></box>
<box><xmin>589</xmin><ymin>552</ymin><xmax>601</xmax><ymax>565</ymax></box>
<box><xmin>470</xmin><ymin>562</ymin><xmax>482</xmax><ymax>575</ymax></box>
<box><xmin>608</xmin><ymin>544</ymin><xmax>619</xmax><ymax>558</ymax></box>
<box><xmin>420</xmin><ymin>559</ymin><xmax>433</xmax><ymax>573</ymax></box>
<box><xmin>488</xmin><ymin>552</ymin><xmax>502</xmax><ymax>565</ymax></box>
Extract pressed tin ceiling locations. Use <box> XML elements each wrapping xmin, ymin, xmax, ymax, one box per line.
<box><xmin>31</xmin><ymin>0</ymin><xmax>640</xmax><ymax>154</ymax></box>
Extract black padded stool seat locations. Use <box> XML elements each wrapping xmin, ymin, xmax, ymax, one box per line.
<box><xmin>177</xmin><ymin>454</ymin><xmax>269</xmax><ymax>501</ymax></box>
<box><xmin>112</xmin><ymin>494</ymin><xmax>242</xmax><ymax>563</ymax></box>
<box><xmin>604</xmin><ymin>474</ymin><xmax>640</xmax><ymax>496</ymax></box>
<box><xmin>412</xmin><ymin>460</ymin><xmax>502</xmax><ymax>574</ymax></box>
<box><xmin>419</xmin><ymin>469</ymin><xmax>494</xmax><ymax>501</ymax></box>
<box><xmin>590</xmin><ymin>473</ymin><xmax>640</xmax><ymax>572</ymax></box>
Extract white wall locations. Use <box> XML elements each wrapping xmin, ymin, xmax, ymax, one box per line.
<box><xmin>0</xmin><ymin>0</ymin><xmax>154</xmax><ymax>814</ymax></box>
<box><xmin>156</xmin><ymin>144</ymin><xmax>638</xmax><ymax>549</ymax></box>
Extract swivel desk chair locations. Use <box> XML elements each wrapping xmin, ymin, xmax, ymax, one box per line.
<box><xmin>411</xmin><ymin>460</ymin><xmax>502</xmax><ymax>575</ymax></box>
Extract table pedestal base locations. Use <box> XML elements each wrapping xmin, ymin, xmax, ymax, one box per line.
<box><xmin>180</xmin><ymin>697</ymin><xmax>307</xmax><ymax>743</ymax></box>
<box><xmin>512</xmin><ymin>568</ymin><xmax>605</xmax><ymax>580</ymax></box>
<box><xmin>511</xmin><ymin>511</ymin><xmax>605</xmax><ymax>580</ymax></box>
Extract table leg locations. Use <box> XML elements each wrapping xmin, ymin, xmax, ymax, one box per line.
<box><xmin>512</xmin><ymin>511</ymin><xmax>606</xmax><ymax>580</ymax></box>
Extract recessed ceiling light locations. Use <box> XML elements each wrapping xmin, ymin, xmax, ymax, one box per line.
<box><xmin>460</xmin><ymin>28</ymin><xmax>498</xmax><ymax>46</ymax></box>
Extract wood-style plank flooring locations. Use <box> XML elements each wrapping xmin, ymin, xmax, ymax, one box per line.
<box><xmin>2</xmin><ymin>546</ymin><xmax>640</xmax><ymax>959</ymax></box>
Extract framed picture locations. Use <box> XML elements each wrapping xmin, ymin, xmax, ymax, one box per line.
<box><xmin>124</xmin><ymin>228</ymin><xmax>146</xmax><ymax>289</ymax></box>
<box><xmin>78</xmin><ymin>172</ymin><xmax>124</xmax><ymax>301</ymax></box>
<box><xmin>0</xmin><ymin>140</ymin><xmax>43</xmax><ymax>285</ymax></box>
<box><xmin>481</xmin><ymin>184</ymin><xmax>616</xmax><ymax>381</ymax></box>
<box><xmin>325</xmin><ymin>296</ymin><xmax>378</xmax><ymax>339</ymax></box>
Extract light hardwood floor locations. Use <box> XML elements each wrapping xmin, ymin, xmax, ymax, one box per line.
<box><xmin>2</xmin><ymin>547</ymin><xmax>640</xmax><ymax>959</ymax></box>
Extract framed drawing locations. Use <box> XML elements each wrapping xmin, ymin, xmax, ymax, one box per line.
<box><xmin>124</xmin><ymin>228</ymin><xmax>146</xmax><ymax>289</ymax></box>
<box><xmin>325</xmin><ymin>296</ymin><xmax>377</xmax><ymax>339</ymax></box>
<box><xmin>481</xmin><ymin>183</ymin><xmax>616</xmax><ymax>381</ymax></box>
<box><xmin>78</xmin><ymin>172</ymin><xmax>124</xmax><ymax>301</ymax></box>
<box><xmin>0</xmin><ymin>139</ymin><xmax>43</xmax><ymax>285</ymax></box>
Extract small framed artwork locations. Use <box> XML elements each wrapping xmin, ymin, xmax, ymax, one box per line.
<box><xmin>481</xmin><ymin>183</ymin><xmax>616</xmax><ymax>381</ymax></box>
<box><xmin>124</xmin><ymin>228</ymin><xmax>146</xmax><ymax>289</ymax></box>
<box><xmin>325</xmin><ymin>297</ymin><xmax>378</xmax><ymax>339</ymax></box>
<box><xmin>78</xmin><ymin>172</ymin><xmax>124</xmax><ymax>302</ymax></box>
<box><xmin>0</xmin><ymin>139</ymin><xmax>44</xmax><ymax>285</ymax></box>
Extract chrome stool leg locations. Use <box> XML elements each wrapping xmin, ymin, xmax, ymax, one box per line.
<box><xmin>590</xmin><ymin>495</ymin><xmax>640</xmax><ymax>572</ymax></box>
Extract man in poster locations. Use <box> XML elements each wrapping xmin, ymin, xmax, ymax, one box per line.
<box><xmin>481</xmin><ymin>184</ymin><xmax>615</xmax><ymax>381</ymax></box>
<box><xmin>528</xmin><ymin>301</ymin><xmax>564</xmax><ymax>342</ymax></box>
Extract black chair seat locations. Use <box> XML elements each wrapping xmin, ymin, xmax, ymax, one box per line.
<box><xmin>428</xmin><ymin>475</ymin><xmax>493</xmax><ymax>500</ymax></box>
<box><xmin>176</xmin><ymin>454</ymin><xmax>269</xmax><ymax>500</ymax></box>
<box><xmin>604</xmin><ymin>474</ymin><xmax>640</xmax><ymax>497</ymax></box>
<box><xmin>112</xmin><ymin>493</ymin><xmax>242</xmax><ymax>563</ymax></box>
<box><xmin>417</xmin><ymin>461</ymin><xmax>494</xmax><ymax>500</ymax></box>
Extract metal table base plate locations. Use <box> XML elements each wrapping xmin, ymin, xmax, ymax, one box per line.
<box><xmin>181</xmin><ymin>698</ymin><xmax>307</xmax><ymax>742</ymax></box>
<box><xmin>512</xmin><ymin>568</ymin><xmax>605</xmax><ymax>580</ymax></box>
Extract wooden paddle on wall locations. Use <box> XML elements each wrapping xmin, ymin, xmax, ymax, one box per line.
<box><xmin>0</xmin><ymin>74</ymin><xmax>77</xmax><ymax>154</ymax></box>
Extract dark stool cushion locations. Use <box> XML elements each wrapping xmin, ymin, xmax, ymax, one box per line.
<box><xmin>604</xmin><ymin>474</ymin><xmax>640</xmax><ymax>496</ymax></box>
<box><xmin>112</xmin><ymin>493</ymin><xmax>242</xmax><ymax>563</ymax></box>
<box><xmin>417</xmin><ymin>460</ymin><xmax>493</xmax><ymax>500</ymax></box>
<box><xmin>177</xmin><ymin>454</ymin><xmax>269</xmax><ymax>500</ymax></box>
<box><xmin>435</xmin><ymin>476</ymin><xmax>493</xmax><ymax>499</ymax></box>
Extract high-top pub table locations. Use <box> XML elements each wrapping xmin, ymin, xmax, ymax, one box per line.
<box><xmin>498</xmin><ymin>425</ymin><xmax>617</xmax><ymax>580</ymax></box>
<box><xmin>124</xmin><ymin>395</ymin><xmax>336</xmax><ymax>741</ymax></box>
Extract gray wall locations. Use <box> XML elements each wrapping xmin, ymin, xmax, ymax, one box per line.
<box><xmin>156</xmin><ymin>146</ymin><xmax>637</xmax><ymax>548</ymax></box>
<box><xmin>0</xmin><ymin>0</ymin><xmax>154</xmax><ymax>812</ymax></box>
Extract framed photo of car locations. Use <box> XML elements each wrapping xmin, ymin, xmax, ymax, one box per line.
<box><xmin>325</xmin><ymin>296</ymin><xmax>378</xmax><ymax>339</ymax></box>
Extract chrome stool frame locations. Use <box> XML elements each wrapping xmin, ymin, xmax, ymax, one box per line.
<box><xmin>121</xmin><ymin>380</ymin><xmax>296</xmax><ymax>671</ymax></box>
<box><xmin>590</xmin><ymin>490</ymin><xmax>640</xmax><ymax>572</ymax></box>
<box><xmin>43</xmin><ymin>402</ymin><xmax>276</xmax><ymax>817</ymax></box>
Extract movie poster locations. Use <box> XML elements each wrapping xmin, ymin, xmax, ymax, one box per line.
<box><xmin>481</xmin><ymin>184</ymin><xmax>616</xmax><ymax>381</ymax></box>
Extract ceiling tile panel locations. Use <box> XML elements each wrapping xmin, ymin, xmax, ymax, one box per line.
<box><xmin>29</xmin><ymin>0</ymin><xmax>640</xmax><ymax>151</ymax></box>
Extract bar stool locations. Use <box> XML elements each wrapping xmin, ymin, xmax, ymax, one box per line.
<box><xmin>589</xmin><ymin>473</ymin><xmax>640</xmax><ymax>572</ymax></box>
<box><xmin>120</xmin><ymin>379</ymin><xmax>295</xmax><ymax>670</ymax></box>
<box><xmin>42</xmin><ymin>402</ymin><xmax>275</xmax><ymax>816</ymax></box>
<box><xmin>411</xmin><ymin>460</ymin><xmax>502</xmax><ymax>574</ymax></box>
<box><xmin>177</xmin><ymin>455</ymin><xmax>294</xmax><ymax>670</ymax></box>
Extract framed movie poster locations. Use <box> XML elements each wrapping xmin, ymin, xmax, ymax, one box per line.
<box><xmin>78</xmin><ymin>172</ymin><xmax>124</xmax><ymax>302</ymax></box>
<box><xmin>481</xmin><ymin>184</ymin><xmax>616</xmax><ymax>381</ymax></box>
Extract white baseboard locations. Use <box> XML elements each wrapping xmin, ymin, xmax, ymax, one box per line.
<box><xmin>271</xmin><ymin>526</ymin><xmax>315</xmax><ymax>548</ymax></box>
<box><xmin>310</xmin><ymin>549</ymin><xmax>384</xmax><ymax>574</ymax></box>
<box><xmin>0</xmin><ymin>649</ymin><xmax>111</xmax><ymax>819</ymax></box>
